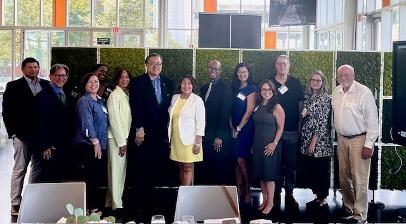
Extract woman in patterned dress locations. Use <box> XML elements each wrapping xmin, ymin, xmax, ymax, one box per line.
<box><xmin>300</xmin><ymin>70</ymin><xmax>333</xmax><ymax>207</ymax></box>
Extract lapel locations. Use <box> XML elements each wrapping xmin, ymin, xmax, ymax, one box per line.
<box><xmin>18</xmin><ymin>77</ymin><xmax>36</xmax><ymax>98</ymax></box>
<box><xmin>143</xmin><ymin>74</ymin><xmax>159</xmax><ymax>106</ymax></box>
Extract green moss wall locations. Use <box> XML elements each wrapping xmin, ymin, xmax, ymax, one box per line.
<box><xmin>289</xmin><ymin>51</ymin><xmax>335</xmax><ymax>92</ymax></box>
<box><xmin>195</xmin><ymin>49</ymin><xmax>239</xmax><ymax>85</ymax></box>
<box><xmin>383</xmin><ymin>52</ymin><xmax>392</xmax><ymax>96</ymax></box>
<box><xmin>51</xmin><ymin>47</ymin><xmax>97</xmax><ymax>92</ymax></box>
<box><xmin>241</xmin><ymin>50</ymin><xmax>286</xmax><ymax>84</ymax></box>
<box><xmin>381</xmin><ymin>146</ymin><xmax>406</xmax><ymax>189</ymax></box>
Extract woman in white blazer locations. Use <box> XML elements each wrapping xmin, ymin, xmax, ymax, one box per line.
<box><xmin>106</xmin><ymin>69</ymin><xmax>131</xmax><ymax>211</ymax></box>
<box><xmin>168</xmin><ymin>75</ymin><xmax>205</xmax><ymax>185</ymax></box>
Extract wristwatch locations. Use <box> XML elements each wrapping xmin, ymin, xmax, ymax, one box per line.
<box><xmin>273</xmin><ymin>141</ymin><xmax>278</xmax><ymax>146</ymax></box>
<box><xmin>236</xmin><ymin>126</ymin><xmax>242</xmax><ymax>132</ymax></box>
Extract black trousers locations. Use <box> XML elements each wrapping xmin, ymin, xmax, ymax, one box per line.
<box><xmin>78</xmin><ymin>143</ymin><xmax>107</xmax><ymax>209</ymax></box>
<box><xmin>303</xmin><ymin>156</ymin><xmax>331</xmax><ymax>199</ymax></box>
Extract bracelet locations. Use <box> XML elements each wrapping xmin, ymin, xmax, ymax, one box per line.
<box><xmin>91</xmin><ymin>139</ymin><xmax>100</xmax><ymax>145</ymax></box>
<box><xmin>236</xmin><ymin>126</ymin><xmax>242</xmax><ymax>132</ymax></box>
<box><xmin>194</xmin><ymin>143</ymin><xmax>201</xmax><ymax>147</ymax></box>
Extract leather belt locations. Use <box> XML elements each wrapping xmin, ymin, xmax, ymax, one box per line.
<box><xmin>342</xmin><ymin>132</ymin><xmax>366</xmax><ymax>139</ymax></box>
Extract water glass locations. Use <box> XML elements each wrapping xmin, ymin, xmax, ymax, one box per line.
<box><xmin>151</xmin><ymin>215</ymin><xmax>166</xmax><ymax>224</ymax></box>
<box><xmin>182</xmin><ymin>215</ymin><xmax>195</xmax><ymax>224</ymax></box>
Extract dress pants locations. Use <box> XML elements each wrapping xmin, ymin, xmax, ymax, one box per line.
<box><xmin>276</xmin><ymin>131</ymin><xmax>299</xmax><ymax>196</ymax></box>
<box><xmin>106</xmin><ymin>138</ymin><xmax>127</xmax><ymax>209</ymax></box>
<box><xmin>337</xmin><ymin>134</ymin><xmax>371</xmax><ymax>222</ymax></box>
<box><xmin>303</xmin><ymin>156</ymin><xmax>331</xmax><ymax>199</ymax></box>
<box><xmin>10</xmin><ymin>137</ymin><xmax>41</xmax><ymax>206</ymax></box>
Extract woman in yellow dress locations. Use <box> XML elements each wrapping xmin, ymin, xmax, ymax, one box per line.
<box><xmin>168</xmin><ymin>75</ymin><xmax>205</xmax><ymax>185</ymax></box>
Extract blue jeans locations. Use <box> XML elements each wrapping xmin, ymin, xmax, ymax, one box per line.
<box><xmin>276</xmin><ymin>131</ymin><xmax>299</xmax><ymax>196</ymax></box>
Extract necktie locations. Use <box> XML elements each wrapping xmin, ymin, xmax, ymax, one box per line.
<box><xmin>59</xmin><ymin>92</ymin><xmax>67</xmax><ymax>106</ymax></box>
<box><xmin>205</xmin><ymin>82</ymin><xmax>213</xmax><ymax>102</ymax></box>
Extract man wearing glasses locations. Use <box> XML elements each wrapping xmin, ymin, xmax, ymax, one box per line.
<box><xmin>34</xmin><ymin>64</ymin><xmax>74</xmax><ymax>183</ymax></box>
<box><xmin>2</xmin><ymin>57</ymin><xmax>49</xmax><ymax>216</ymax></box>
<box><xmin>198</xmin><ymin>60</ymin><xmax>233</xmax><ymax>185</ymax></box>
<box><xmin>129</xmin><ymin>53</ymin><xmax>174</xmax><ymax>219</ymax></box>
<box><xmin>270</xmin><ymin>55</ymin><xmax>304</xmax><ymax>210</ymax></box>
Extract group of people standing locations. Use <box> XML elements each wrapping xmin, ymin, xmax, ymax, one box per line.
<box><xmin>2</xmin><ymin>53</ymin><xmax>378</xmax><ymax>224</ymax></box>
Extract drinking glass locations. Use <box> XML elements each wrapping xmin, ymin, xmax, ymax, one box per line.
<box><xmin>182</xmin><ymin>215</ymin><xmax>195</xmax><ymax>224</ymax></box>
<box><xmin>151</xmin><ymin>215</ymin><xmax>166</xmax><ymax>224</ymax></box>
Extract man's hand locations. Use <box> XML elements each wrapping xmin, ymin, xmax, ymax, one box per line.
<box><xmin>94</xmin><ymin>143</ymin><xmax>102</xmax><ymax>159</ymax></box>
<box><xmin>362</xmin><ymin>147</ymin><xmax>373</xmax><ymax>159</ymax></box>
<box><xmin>213</xmin><ymin>137</ymin><xmax>223</xmax><ymax>152</ymax></box>
<box><xmin>42</xmin><ymin>148</ymin><xmax>53</xmax><ymax>160</ymax></box>
<box><xmin>135</xmin><ymin>129</ymin><xmax>145</xmax><ymax>146</ymax></box>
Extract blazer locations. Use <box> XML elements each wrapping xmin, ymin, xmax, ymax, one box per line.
<box><xmin>34</xmin><ymin>84</ymin><xmax>75</xmax><ymax>152</ymax></box>
<box><xmin>129</xmin><ymin>73</ymin><xmax>173</xmax><ymax>141</ymax></box>
<box><xmin>2</xmin><ymin>77</ymin><xmax>49</xmax><ymax>141</ymax></box>
<box><xmin>168</xmin><ymin>93</ymin><xmax>205</xmax><ymax>145</ymax></box>
<box><xmin>107</xmin><ymin>86</ymin><xmax>132</xmax><ymax>147</ymax></box>
<box><xmin>200</xmin><ymin>77</ymin><xmax>232</xmax><ymax>141</ymax></box>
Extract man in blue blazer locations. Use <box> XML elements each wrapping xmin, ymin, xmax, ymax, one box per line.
<box><xmin>34</xmin><ymin>64</ymin><xmax>74</xmax><ymax>183</ymax></box>
<box><xmin>198</xmin><ymin>60</ymin><xmax>234</xmax><ymax>185</ymax></box>
<box><xmin>129</xmin><ymin>53</ymin><xmax>174</xmax><ymax>219</ymax></box>
<box><xmin>2</xmin><ymin>57</ymin><xmax>49</xmax><ymax>216</ymax></box>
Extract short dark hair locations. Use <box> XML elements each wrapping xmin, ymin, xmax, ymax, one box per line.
<box><xmin>256</xmin><ymin>79</ymin><xmax>279</xmax><ymax>113</ymax></box>
<box><xmin>176</xmin><ymin>75</ymin><xmax>198</xmax><ymax>94</ymax></box>
<box><xmin>145</xmin><ymin>53</ymin><xmax>162</xmax><ymax>64</ymax></box>
<box><xmin>231</xmin><ymin>62</ymin><xmax>254</xmax><ymax>92</ymax></box>
<box><xmin>113</xmin><ymin>68</ymin><xmax>130</xmax><ymax>84</ymax></box>
<box><xmin>22</xmin><ymin>57</ymin><xmax>39</xmax><ymax>68</ymax></box>
<box><xmin>80</xmin><ymin>72</ymin><xmax>98</xmax><ymax>95</ymax></box>
<box><xmin>93</xmin><ymin>64</ymin><xmax>107</xmax><ymax>72</ymax></box>
<box><xmin>50</xmin><ymin>64</ymin><xmax>69</xmax><ymax>76</ymax></box>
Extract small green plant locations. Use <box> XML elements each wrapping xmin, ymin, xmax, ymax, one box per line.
<box><xmin>63</xmin><ymin>203</ymin><xmax>115</xmax><ymax>224</ymax></box>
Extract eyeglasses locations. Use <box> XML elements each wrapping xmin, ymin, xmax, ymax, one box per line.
<box><xmin>208</xmin><ymin>67</ymin><xmax>220</xmax><ymax>71</ymax></box>
<box><xmin>261</xmin><ymin>88</ymin><xmax>272</xmax><ymax>92</ymax></box>
<box><xmin>148</xmin><ymin>62</ymin><xmax>162</xmax><ymax>67</ymax></box>
<box><xmin>276</xmin><ymin>62</ymin><xmax>289</xmax><ymax>66</ymax></box>
<box><xmin>311</xmin><ymin>78</ymin><xmax>322</xmax><ymax>83</ymax></box>
<box><xmin>51</xmin><ymin>74</ymin><xmax>69</xmax><ymax>78</ymax></box>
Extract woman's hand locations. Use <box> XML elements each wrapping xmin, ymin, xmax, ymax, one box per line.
<box><xmin>307</xmin><ymin>142</ymin><xmax>316</xmax><ymax>156</ymax></box>
<box><xmin>94</xmin><ymin>143</ymin><xmax>102</xmax><ymax>159</ymax></box>
<box><xmin>193</xmin><ymin>144</ymin><xmax>200</xmax><ymax>155</ymax></box>
<box><xmin>119</xmin><ymin>145</ymin><xmax>127</xmax><ymax>157</ymax></box>
<box><xmin>232</xmin><ymin>129</ymin><xmax>239</xmax><ymax>139</ymax></box>
<box><xmin>264</xmin><ymin>142</ymin><xmax>277</xmax><ymax>156</ymax></box>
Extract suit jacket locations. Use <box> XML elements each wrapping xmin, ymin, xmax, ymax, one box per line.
<box><xmin>129</xmin><ymin>73</ymin><xmax>173</xmax><ymax>142</ymax></box>
<box><xmin>34</xmin><ymin>84</ymin><xmax>75</xmax><ymax>152</ymax></box>
<box><xmin>168</xmin><ymin>93</ymin><xmax>205</xmax><ymax>145</ymax></box>
<box><xmin>200</xmin><ymin>77</ymin><xmax>232</xmax><ymax>142</ymax></box>
<box><xmin>2</xmin><ymin>77</ymin><xmax>49</xmax><ymax>141</ymax></box>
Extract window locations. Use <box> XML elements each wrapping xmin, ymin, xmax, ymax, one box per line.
<box><xmin>119</xmin><ymin>0</ymin><xmax>143</xmax><ymax>29</ymax></box>
<box><xmin>69</xmin><ymin>0</ymin><xmax>91</xmax><ymax>27</ymax></box>
<box><xmin>94</xmin><ymin>0</ymin><xmax>117</xmax><ymax>28</ymax></box>
<box><xmin>43</xmin><ymin>0</ymin><xmax>53</xmax><ymax>26</ymax></box>
<box><xmin>168</xmin><ymin>0</ymin><xmax>191</xmax><ymax>29</ymax></box>
<box><xmin>167</xmin><ymin>30</ymin><xmax>192</xmax><ymax>48</ymax></box>
<box><xmin>68</xmin><ymin>31</ymin><xmax>91</xmax><ymax>46</ymax></box>
<box><xmin>93</xmin><ymin>31</ymin><xmax>114</xmax><ymax>46</ymax></box>
<box><xmin>3</xmin><ymin>0</ymin><xmax>15</xmax><ymax>26</ymax></box>
<box><xmin>0</xmin><ymin>30</ymin><xmax>13</xmax><ymax>92</ymax></box>
<box><xmin>17</xmin><ymin>0</ymin><xmax>40</xmax><ymax>26</ymax></box>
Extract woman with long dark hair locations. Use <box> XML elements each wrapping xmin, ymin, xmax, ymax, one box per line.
<box><xmin>230</xmin><ymin>63</ymin><xmax>256</xmax><ymax>204</ymax></box>
<box><xmin>252</xmin><ymin>79</ymin><xmax>285</xmax><ymax>215</ymax></box>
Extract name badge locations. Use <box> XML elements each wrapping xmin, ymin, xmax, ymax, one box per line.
<box><xmin>278</xmin><ymin>85</ymin><xmax>288</xmax><ymax>94</ymax></box>
<box><xmin>237</xmin><ymin>92</ymin><xmax>246</xmax><ymax>101</ymax></box>
<box><xmin>102</xmin><ymin>105</ymin><xmax>108</xmax><ymax>114</ymax></box>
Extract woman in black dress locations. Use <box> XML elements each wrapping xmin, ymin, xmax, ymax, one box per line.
<box><xmin>252</xmin><ymin>79</ymin><xmax>285</xmax><ymax>215</ymax></box>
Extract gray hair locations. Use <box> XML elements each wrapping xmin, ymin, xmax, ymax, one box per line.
<box><xmin>50</xmin><ymin>64</ymin><xmax>69</xmax><ymax>75</ymax></box>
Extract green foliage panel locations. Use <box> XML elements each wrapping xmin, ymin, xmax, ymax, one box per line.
<box><xmin>195</xmin><ymin>49</ymin><xmax>239</xmax><ymax>85</ymax></box>
<box><xmin>382</xmin><ymin>99</ymin><xmax>392</xmax><ymax>143</ymax></box>
<box><xmin>149</xmin><ymin>49</ymin><xmax>193</xmax><ymax>85</ymax></box>
<box><xmin>99</xmin><ymin>48</ymin><xmax>146</xmax><ymax>83</ymax></box>
<box><xmin>51</xmin><ymin>47</ymin><xmax>97</xmax><ymax>92</ymax></box>
<box><xmin>336</xmin><ymin>51</ymin><xmax>381</xmax><ymax>98</ymax></box>
<box><xmin>289</xmin><ymin>51</ymin><xmax>335</xmax><ymax>93</ymax></box>
<box><xmin>241</xmin><ymin>50</ymin><xmax>286</xmax><ymax>84</ymax></box>
<box><xmin>381</xmin><ymin>146</ymin><xmax>406</xmax><ymax>190</ymax></box>
<box><xmin>383</xmin><ymin>52</ymin><xmax>392</xmax><ymax>96</ymax></box>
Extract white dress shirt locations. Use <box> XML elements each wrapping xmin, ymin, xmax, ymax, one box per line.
<box><xmin>332</xmin><ymin>81</ymin><xmax>379</xmax><ymax>149</ymax></box>
<box><xmin>168</xmin><ymin>93</ymin><xmax>205</xmax><ymax>145</ymax></box>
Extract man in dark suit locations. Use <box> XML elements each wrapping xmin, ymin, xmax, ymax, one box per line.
<box><xmin>34</xmin><ymin>64</ymin><xmax>74</xmax><ymax>183</ymax></box>
<box><xmin>128</xmin><ymin>53</ymin><xmax>174</xmax><ymax>219</ymax></box>
<box><xmin>2</xmin><ymin>57</ymin><xmax>49</xmax><ymax>216</ymax></box>
<box><xmin>198</xmin><ymin>60</ymin><xmax>234</xmax><ymax>185</ymax></box>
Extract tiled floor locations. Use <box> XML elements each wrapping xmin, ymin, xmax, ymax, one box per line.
<box><xmin>1</xmin><ymin>129</ymin><xmax>405</xmax><ymax>223</ymax></box>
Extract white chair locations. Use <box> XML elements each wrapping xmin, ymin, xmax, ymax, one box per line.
<box><xmin>174</xmin><ymin>185</ymin><xmax>240</xmax><ymax>222</ymax></box>
<box><xmin>18</xmin><ymin>182</ymin><xmax>86</xmax><ymax>224</ymax></box>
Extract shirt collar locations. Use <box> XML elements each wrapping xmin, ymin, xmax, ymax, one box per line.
<box><xmin>23</xmin><ymin>75</ymin><xmax>39</xmax><ymax>84</ymax></box>
<box><xmin>210</xmin><ymin>77</ymin><xmax>220</xmax><ymax>85</ymax></box>
<box><xmin>50</xmin><ymin>82</ymin><xmax>63</xmax><ymax>93</ymax></box>
<box><xmin>338</xmin><ymin>81</ymin><xmax>357</xmax><ymax>93</ymax></box>
<box><xmin>149</xmin><ymin>74</ymin><xmax>161</xmax><ymax>81</ymax></box>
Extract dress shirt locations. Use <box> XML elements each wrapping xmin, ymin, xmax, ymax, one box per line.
<box><xmin>24</xmin><ymin>76</ymin><xmax>43</xmax><ymax>95</ymax></box>
<box><xmin>50</xmin><ymin>83</ymin><xmax>66</xmax><ymax>104</ymax></box>
<box><xmin>332</xmin><ymin>81</ymin><xmax>378</xmax><ymax>149</ymax></box>
<box><xmin>150</xmin><ymin>75</ymin><xmax>162</xmax><ymax>104</ymax></box>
